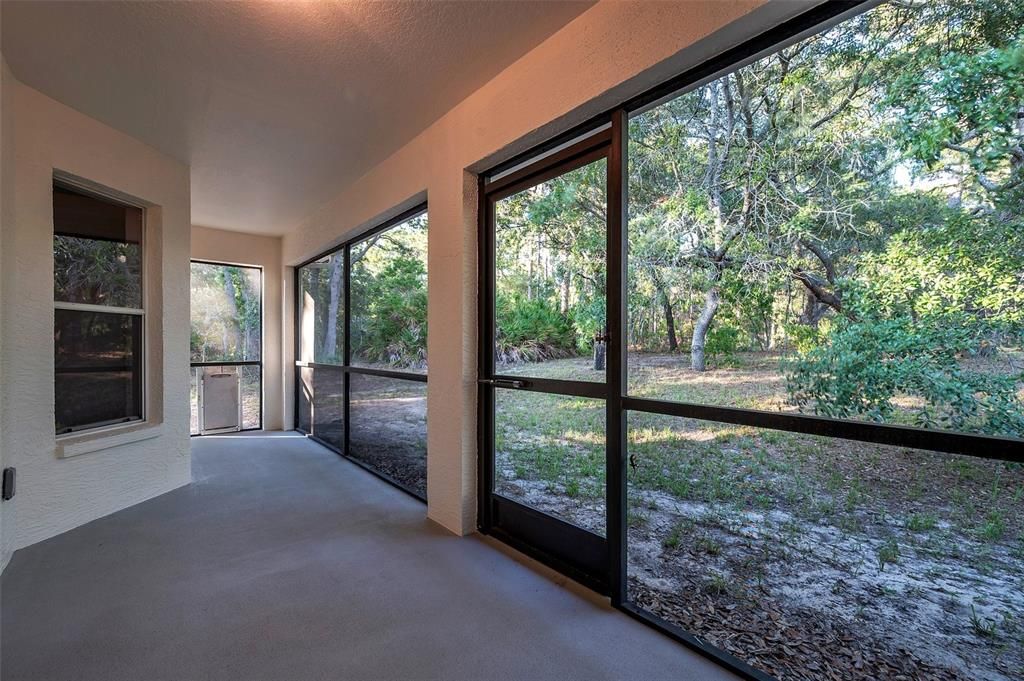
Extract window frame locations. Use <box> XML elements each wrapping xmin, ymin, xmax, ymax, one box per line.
<box><xmin>477</xmin><ymin>1</ymin><xmax>1024</xmax><ymax>679</ymax></box>
<box><xmin>189</xmin><ymin>259</ymin><xmax>265</xmax><ymax>435</ymax></box>
<box><xmin>53</xmin><ymin>179</ymin><xmax>148</xmax><ymax>438</ymax></box>
<box><xmin>293</xmin><ymin>202</ymin><xmax>429</xmax><ymax>501</ymax></box>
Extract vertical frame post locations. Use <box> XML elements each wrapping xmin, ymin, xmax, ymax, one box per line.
<box><xmin>343</xmin><ymin>246</ymin><xmax>352</xmax><ymax>455</ymax></box>
<box><xmin>477</xmin><ymin>178</ymin><xmax>495</xmax><ymax>532</ymax></box>
<box><xmin>607</xmin><ymin>108</ymin><xmax>628</xmax><ymax>606</ymax></box>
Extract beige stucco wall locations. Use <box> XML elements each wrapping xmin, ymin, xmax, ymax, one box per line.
<box><xmin>0</xmin><ymin>71</ymin><xmax>192</xmax><ymax>555</ymax></box>
<box><xmin>282</xmin><ymin>0</ymin><xmax>813</xmax><ymax>535</ymax></box>
<box><xmin>191</xmin><ymin>225</ymin><xmax>284</xmax><ymax>431</ymax></box>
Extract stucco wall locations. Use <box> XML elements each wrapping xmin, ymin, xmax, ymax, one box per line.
<box><xmin>282</xmin><ymin>0</ymin><xmax>812</xmax><ymax>535</ymax></box>
<box><xmin>190</xmin><ymin>225</ymin><xmax>284</xmax><ymax>430</ymax></box>
<box><xmin>0</xmin><ymin>72</ymin><xmax>192</xmax><ymax>554</ymax></box>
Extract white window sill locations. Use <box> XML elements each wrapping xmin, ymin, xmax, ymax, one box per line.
<box><xmin>56</xmin><ymin>422</ymin><xmax>164</xmax><ymax>459</ymax></box>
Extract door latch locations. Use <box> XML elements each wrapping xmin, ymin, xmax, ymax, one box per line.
<box><xmin>479</xmin><ymin>378</ymin><xmax>530</xmax><ymax>389</ymax></box>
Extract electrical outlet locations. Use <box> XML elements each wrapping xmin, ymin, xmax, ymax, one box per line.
<box><xmin>2</xmin><ymin>467</ymin><xmax>15</xmax><ymax>501</ymax></box>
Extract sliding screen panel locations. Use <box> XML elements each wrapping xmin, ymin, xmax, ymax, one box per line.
<box><xmin>298</xmin><ymin>253</ymin><xmax>344</xmax><ymax>365</ymax></box>
<box><xmin>494</xmin><ymin>159</ymin><xmax>608</xmax><ymax>383</ymax></box>
<box><xmin>625</xmin><ymin>0</ymin><xmax>1024</xmax><ymax>443</ymax></box>
<box><xmin>626</xmin><ymin>411</ymin><xmax>1023</xmax><ymax>680</ymax></box>
<box><xmin>311</xmin><ymin>366</ymin><xmax>344</xmax><ymax>450</ymax></box>
<box><xmin>348</xmin><ymin>373</ymin><xmax>427</xmax><ymax>498</ymax></box>
<box><xmin>349</xmin><ymin>212</ymin><xmax>428</xmax><ymax>373</ymax></box>
<box><xmin>190</xmin><ymin>262</ymin><xmax>262</xmax><ymax>364</ymax></box>
<box><xmin>239</xmin><ymin>364</ymin><xmax>261</xmax><ymax>430</ymax></box>
<box><xmin>494</xmin><ymin>389</ymin><xmax>606</xmax><ymax>536</ymax></box>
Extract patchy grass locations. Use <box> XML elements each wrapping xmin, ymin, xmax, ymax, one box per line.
<box><xmin>494</xmin><ymin>352</ymin><xmax>1024</xmax><ymax>680</ymax></box>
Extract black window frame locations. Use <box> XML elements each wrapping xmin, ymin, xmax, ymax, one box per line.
<box><xmin>189</xmin><ymin>259</ymin><xmax>265</xmax><ymax>435</ymax></box>
<box><xmin>293</xmin><ymin>203</ymin><xmax>429</xmax><ymax>502</ymax></box>
<box><xmin>477</xmin><ymin>1</ymin><xmax>1024</xmax><ymax>679</ymax></box>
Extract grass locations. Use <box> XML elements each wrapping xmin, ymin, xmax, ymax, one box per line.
<box><xmin>491</xmin><ymin>352</ymin><xmax>1019</xmax><ymax>585</ymax></box>
<box><xmin>907</xmin><ymin>512</ymin><xmax>938</xmax><ymax>532</ymax></box>
<box><xmin>494</xmin><ymin>353</ymin><xmax>1024</xmax><ymax>567</ymax></box>
<box><xmin>971</xmin><ymin>604</ymin><xmax>1000</xmax><ymax>638</ymax></box>
<box><xmin>877</xmin><ymin>539</ymin><xmax>900</xmax><ymax>572</ymax></box>
<box><xmin>494</xmin><ymin>352</ymin><xmax>1023</xmax><ymax>675</ymax></box>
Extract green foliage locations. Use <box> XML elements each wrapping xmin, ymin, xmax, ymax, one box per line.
<box><xmin>190</xmin><ymin>263</ymin><xmax>261</xmax><ymax>363</ymax></box>
<box><xmin>847</xmin><ymin>214</ymin><xmax>1024</xmax><ymax>335</ymax></box>
<box><xmin>786</xmin><ymin>318</ymin><xmax>1024</xmax><ymax>437</ymax></box>
<box><xmin>883</xmin><ymin>3</ymin><xmax>1024</xmax><ymax>216</ymax></box>
<box><xmin>348</xmin><ymin>216</ymin><xmax>429</xmax><ymax>367</ymax></box>
<box><xmin>351</xmin><ymin>256</ymin><xmax>427</xmax><ymax>368</ymax></box>
<box><xmin>495</xmin><ymin>293</ymin><xmax>576</xmax><ymax>364</ymax></box>
<box><xmin>705</xmin><ymin>325</ymin><xmax>741</xmax><ymax>365</ymax></box>
<box><xmin>784</xmin><ymin>322</ymin><xmax>826</xmax><ymax>355</ymax></box>
<box><xmin>569</xmin><ymin>296</ymin><xmax>605</xmax><ymax>354</ymax></box>
<box><xmin>54</xmin><ymin>235</ymin><xmax>142</xmax><ymax>308</ymax></box>
<box><xmin>877</xmin><ymin>539</ymin><xmax>900</xmax><ymax>572</ymax></box>
<box><xmin>786</xmin><ymin>214</ymin><xmax>1024</xmax><ymax>438</ymax></box>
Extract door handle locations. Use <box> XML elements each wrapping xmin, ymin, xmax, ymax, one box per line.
<box><xmin>479</xmin><ymin>378</ymin><xmax>530</xmax><ymax>389</ymax></box>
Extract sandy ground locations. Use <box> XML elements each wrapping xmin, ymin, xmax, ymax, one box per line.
<box><xmin>493</xmin><ymin>352</ymin><xmax>1024</xmax><ymax>680</ymax></box>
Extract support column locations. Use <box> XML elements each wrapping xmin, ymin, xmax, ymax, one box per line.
<box><xmin>425</xmin><ymin>168</ymin><xmax>478</xmax><ymax>535</ymax></box>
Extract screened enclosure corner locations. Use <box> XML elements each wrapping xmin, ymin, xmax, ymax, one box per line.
<box><xmin>477</xmin><ymin>1</ymin><xmax>1024</xmax><ymax>679</ymax></box>
<box><xmin>295</xmin><ymin>205</ymin><xmax>428</xmax><ymax>500</ymax></box>
<box><xmin>189</xmin><ymin>260</ymin><xmax>263</xmax><ymax>435</ymax></box>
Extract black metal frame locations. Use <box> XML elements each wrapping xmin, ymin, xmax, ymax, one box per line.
<box><xmin>293</xmin><ymin>203</ymin><xmax>429</xmax><ymax>503</ymax></box>
<box><xmin>478</xmin><ymin>130</ymin><xmax>616</xmax><ymax>591</ymax></box>
<box><xmin>189</xmin><ymin>259</ymin><xmax>265</xmax><ymax>435</ymax></box>
<box><xmin>476</xmin><ymin>1</ymin><xmax>1024</xmax><ymax>680</ymax></box>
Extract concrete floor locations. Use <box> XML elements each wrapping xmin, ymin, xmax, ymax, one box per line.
<box><xmin>2</xmin><ymin>432</ymin><xmax>736</xmax><ymax>681</ymax></box>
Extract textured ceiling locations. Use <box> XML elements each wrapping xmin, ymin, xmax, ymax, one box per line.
<box><xmin>2</xmin><ymin>0</ymin><xmax>593</xmax><ymax>234</ymax></box>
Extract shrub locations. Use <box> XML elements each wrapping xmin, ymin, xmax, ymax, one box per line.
<box><xmin>495</xmin><ymin>293</ymin><xmax>577</xmax><ymax>364</ymax></box>
<box><xmin>352</xmin><ymin>257</ymin><xmax>427</xmax><ymax>368</ymax></box>
<box><xmin>705</xmin><ymin>324</ymin><xmax>741</xmax><ymax>365</ymax></box>
<box><xmin>785</xmin><ymin>317</ymin><xmax>1024</xmax><ymax>438</ymax></box>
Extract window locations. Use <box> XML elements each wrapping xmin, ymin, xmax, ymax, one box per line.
<box><xmin>295</xmin><ymin>205</ymin><xmax>428</xmax><ymax>500</ymax></box>
<box><xmin>477</xmin><ymin>1</ymin><xmax>1024</xmax><ymax>679</ymax></box>
<box><xmin>350</xmin><ymin>212</ymin><xmax>428</xmax><ymax>371</ymax></box>
<box><xmin>53</xmin><ymin>184</ymin><xmax>145</xmax><ymax>434</ymax></box>
<box><xmin>621</xmin><ymin>2</ymin><xmax>1024</xmax><ymax>678</ymax></box>
<box><xmin>298</xmin><ymin>251</ymin><xmax>344</xmax><ymax>365</ymax></box>
<box><xmin>189</xmin><ymin>261</ymin><xmax>263</xmax><ymax>434</ymax></box>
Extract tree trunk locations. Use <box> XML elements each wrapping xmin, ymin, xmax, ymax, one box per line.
<box><xmin>690</xmin><ymin>284</ymin><xmax>720</xmax><ymax>372</ymax></box>
<box><xmin>560</xmin><ymin>271</ymin><xmax>571</xmax><ymax>315</ymax></box>
<box><xmin>593</xmin><ymin>337</ymin><xmax>606</xmax><ymax>371</ymax></box>
<box><xmin>321</xmin><ymin>257</ymin><xmax>343</xmax><ymax>360</ymax></box>
<box><xmin>222</xmin><ymin>269</ymin><xmax>241</xmax><ymax>358</ymax></box>
<box><xmin>237</xmin><ymin>271</ymin><xmax>253</xmax><ymax>359</ymax></box>
<box><xmin>662</xmin><ymin>293</ymin><xmax>678</xmax><ymax>352</ymax></box>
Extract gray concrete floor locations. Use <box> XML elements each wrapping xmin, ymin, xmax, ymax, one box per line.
<box><xmin>2</xmin><ymin>432</ymin><xmax>736</xmax><ymax>681</ymax></box>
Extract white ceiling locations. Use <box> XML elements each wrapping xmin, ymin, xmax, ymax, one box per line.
<box><xmin>2</xmin><ymin>0</ymin><xmax>593</xmax><ymax>235</ymax></box>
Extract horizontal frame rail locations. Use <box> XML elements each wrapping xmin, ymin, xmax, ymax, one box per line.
<box><xmin>55</xmin><ymin>301</ymin><xmax>144</xmax><ymax>315</ymax></box>
<box><xmin>490</xmin><ymin>375</ymin><xmax>605</xmax><ymax>399</ymax></box>
<box><xmin>294</xmin><ymin>362</ymin><xmax>428</xmax><ymax>383</ymax></box>
<box><xmin>623</xmin><ymin>397</ymin><xmax>1024</xmax><ymax>461</ymax></box>
<box><xmin>191</xmin><ymin>360</ymin><xmax>261</xmax><ymax>367</ymax></box>
<box><xmin>485</xmin><ymin>139</ymin><xmax>611</xmax><ymax>201</ymax></box>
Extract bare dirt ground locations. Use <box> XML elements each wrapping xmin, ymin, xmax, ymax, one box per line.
<box><xmin>348</xmin><ymin>377</ymin><xmax>427</xmax><ymax>498</ymax></box>
<box><xmin>494</xmin><ymin>352</ymin><xmax>1024</xmax><ymax>681</ymax></box>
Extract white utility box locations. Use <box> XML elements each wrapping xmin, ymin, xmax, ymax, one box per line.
<box><xmin>200</xmin><ymin>368</ymin><xmax>241</xmax><ymax>434</ymax></box>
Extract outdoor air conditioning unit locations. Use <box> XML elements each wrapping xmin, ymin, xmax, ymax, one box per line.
<box><xmin>199</xmin><ymin>368</ymin><xmax>241</xmax><ymax>435</ymax></box>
